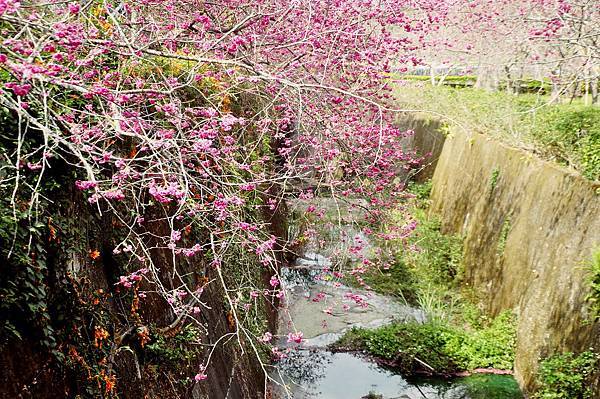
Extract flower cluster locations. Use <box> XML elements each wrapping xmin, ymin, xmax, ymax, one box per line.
<box><xmin>116</xmin><ymin>268</ymin><xmax>149</xmax><ymax>289</ymax></box>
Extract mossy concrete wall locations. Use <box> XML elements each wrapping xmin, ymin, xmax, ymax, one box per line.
<box><xmin>396</xmin><ymin>116</ymin><xmax>446</xmax><ymax>182</ymax></box>
<box><xmin>424</xmin><ymin>123</ymin><xmax>600</xmax><ymax>392</ymax></box>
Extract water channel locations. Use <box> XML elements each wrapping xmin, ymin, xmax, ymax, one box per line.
<box><xmin>270</xmin><ymin>201</ymin><xmax>523</xmax><ymax>399</ymax></box>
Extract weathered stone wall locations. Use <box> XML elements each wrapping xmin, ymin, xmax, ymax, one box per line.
<box><xmin>425</xmin><ymin>124</ymin><xmax>600</xmax><ymax>392</ymax></box>
<box><xmin>396</xmin><ymin>116</ymin><xmax>446</xmax><ymax>182</ymax></box>
<box><xmin>0</xmin><ymin>184</ymin><xmax>280</xmax><ymax>399</ymax></box>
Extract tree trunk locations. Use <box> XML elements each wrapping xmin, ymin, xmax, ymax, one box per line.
<box><xmin>591</xmin><ymin>77</ymin><xmax>599</xmax><ymax>106</ymax></box>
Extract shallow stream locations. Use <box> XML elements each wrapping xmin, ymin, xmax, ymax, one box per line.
<box><xmin>270</xmin><ymin>202</ymin><xmax>523</xmax><ymax>399</ymax></box>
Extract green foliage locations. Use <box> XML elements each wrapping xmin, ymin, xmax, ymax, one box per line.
<box><xmin>397</xmin><ymin>74</ymin><xmax>477</xmax><ymax>87</ymax></box>
<box><xmin>404</xmin><ymin>181</ymin><xmax>463</xmax><ymax>287</ymax></box>
<box><xmin>0</xmin><ymin>108</ymin><xmax>55</xmax><ymax>349</ymax></box>
<box><xmin>407</xmin><ymin>180</ymin><xmax>433</xmax><ymax>203</ymax></box>
<box><xmin>332</xmin><ymin>310</ymin><xmax>516</xmax><ymax>375</ymax></box>
<box><xmin>534</xmin><ymin>351</ymin><xmax>598</xmax><ymax>399</ymax></box>
<box><xmin>358</xmin><ymin>182</ymin><xmax>462</xmax><ymax>303</ymax></box>
<box><xmin>496</xmin><ymin>218</ymin><xmax>512</xmax><ymax>257</ymax></box>
<box><xmin>458</xmin><ymin>311</ymin><xmax>517</xmax><ymax>370</ymax></box>
<box><xmin>530</xmin><ymin>105</ymin><xmax>600</xmax><ymax>180</ymax></box>
<box><xmin>146</xmin><ymin>324</ymin><xmax>203</xmax><ymax>364</ymax></box>
<box><xmin>404</xmin><ymin>210</ymin><xmax>464</xmax><ymax>287</ymax></box>
<box><xmin>585</xmin><ymin>249</ymin><xmax>600</xmax><ymax>321</ymax></box>
<box><xmin>340</xmin><ymin>180</ymin><xmax>517</xmax><ymax>377</ymax></box>
<box><xmin>0</xmin><ymin>206</ymin><xmax>52</xmax><ymax>344</ymax></box>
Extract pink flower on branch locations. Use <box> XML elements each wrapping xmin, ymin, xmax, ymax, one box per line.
<box><xmin>286</xmin><ymin>331</ymin><xmax>304</xmax><ymax>344</ymax></box>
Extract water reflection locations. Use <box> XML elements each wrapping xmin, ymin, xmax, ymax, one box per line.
<box><xmin>273</xmin><ymin>350</ymin><xmax>462</xmax><ymax>399</ymax></box>
<box><xmin>272</xmin><ymin>350</ymin><xmax>522</xmax><ymax>399</ymax></box>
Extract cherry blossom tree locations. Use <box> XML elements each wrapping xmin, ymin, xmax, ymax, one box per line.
<box><xmin>0</xmin><ymin>0</ymin><xmax>448</xmax><ymax>394</ymax></box>
<box><xmin>414</xmin><ymin>0</ymin><xmax>600</xmax><ymax>103</ymax></box>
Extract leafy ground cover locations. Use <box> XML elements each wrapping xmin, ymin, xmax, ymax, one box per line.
<box><xmin>534</xmin><ymin>351</ymin><xmax>598</xmax><ymax>399</ymax></box>
<box><xmin>331</xmin><ymin>311</ymin><xmax>516</xmax><ymax>376</ymax></box>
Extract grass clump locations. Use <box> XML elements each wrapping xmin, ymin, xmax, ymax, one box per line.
<box><xmin>331</xmin><ymin>310</ymin><xmax>516</xmax><ymax>376</ymax></box>
<box><xmin>534</xmin><ymin>351</ymin><xmax>598</xmax><ymax>399</ymax></box>
<box><xmin>358</xmin><ymin>181</ymin><xmax>462</xmax><ymax>304</ymax></box>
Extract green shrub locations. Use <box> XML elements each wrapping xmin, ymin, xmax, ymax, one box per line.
<box><xmin>534</xmin><ymin>351</ymin><xmax>598</xmax><ymax>399</ymax></box>
<box><xmin>404</xmin><ymin>211</ymin><xmax>464</xmax><ymax>286</ymax></box>
<box><xmin>531</xmin><ymin>105</ymin><xmax>600</xmax><ymax>180</ymax></box>
<box><xmin>332</xmin><ymin>322</ymin><xmax>464</xmax><ymax>374</ymax></box>
<box><xmin>359</xmin><ymin>185</ymin><xmax>462</xmax><ymax>303</ymax></box>
<box><xmin>462</xmin><ymin>311</ymin><xmax>517</xmax><ymax>370</ymax></box>
<box><xmin>406</xmin><ymin>180</ymin><xmax>433</xmax><ymax>203</ymax></box>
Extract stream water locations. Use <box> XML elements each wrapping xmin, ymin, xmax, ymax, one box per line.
<box><xmin>270</xmin><ymin>201</ymin><xmax>523</xmax><ymax>399</ymax></box>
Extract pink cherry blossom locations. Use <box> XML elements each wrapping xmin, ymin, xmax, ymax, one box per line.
<box><xmin>286</xmin><ymin>331</ymin><xmax>304</xmax><ymax>344</ymax></box>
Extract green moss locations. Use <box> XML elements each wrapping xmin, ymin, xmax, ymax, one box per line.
<box><xmin>585</xmin><ymin>249</ymin><xmax>600</xmax><ymax>321</ymax></box>
<box><xmin>489</xmin><ymin>168</ymin><xmax>501</xmax><ymax>192</ymax></box>
<box><xmin>496</xmin><ymin>218</ymin><xmax>512</xmax><ymax>257</ymax></box>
